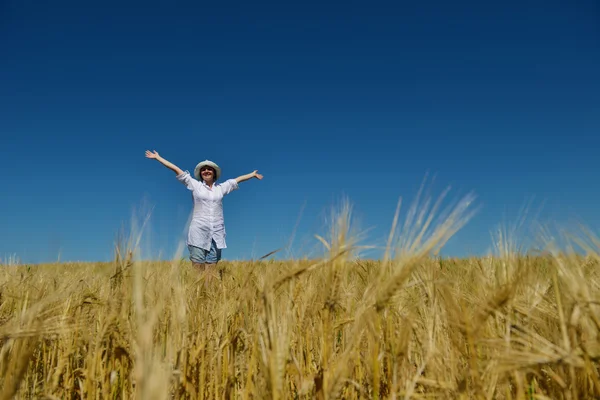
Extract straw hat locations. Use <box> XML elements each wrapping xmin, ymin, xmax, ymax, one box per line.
<box><xmin>194</xmin><ymin>160</ymin><xmax>221</xmax><ymax>180</ymax></box>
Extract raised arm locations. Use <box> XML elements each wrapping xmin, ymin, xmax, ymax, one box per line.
<box><xmin>145</xmin><ymin>150</ymin><xmax>184</xmax><ymax>175</ymax></box>
<box><xmin>235</xmin><ymin>170</ymin><xmax>263</xmax><ymax>184</ymax></box>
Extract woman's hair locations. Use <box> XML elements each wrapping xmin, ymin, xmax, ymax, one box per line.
<box><xmin>199</xmin><ymin>167</ymin><xmax>217</xmax><ymax>183</ymax></box>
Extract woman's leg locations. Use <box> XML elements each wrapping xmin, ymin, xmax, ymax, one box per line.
<box><xmin>188</xmin><ymin>245</ymin><xmax>208</xmax><ymax>271</ymax></box>
<box><xmin>204</xmin><ymin>240</ymin><xmax>222</xmax><ymax>279</ymax></box>
<box><xmin>192</xmin><ymin>262</ymin><xmax>206</xmax><ymax>271</ymax></box>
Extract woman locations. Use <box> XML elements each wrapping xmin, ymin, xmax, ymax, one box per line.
<box><xmin>145</xmin><ymin>150</ymin><xmax>263</xmax><ymax>271</ymax></box>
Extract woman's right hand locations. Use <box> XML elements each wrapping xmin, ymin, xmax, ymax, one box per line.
<box><xmin>145</xmin><ymin>150</ymin><xmax>160</xmax><ymax>159</ymax></box>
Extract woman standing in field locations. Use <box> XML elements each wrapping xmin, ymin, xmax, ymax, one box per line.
<box><xmin>145</xmin><ymin>150</ymin><xmax>263</xmax><ymax>272</ymax></box>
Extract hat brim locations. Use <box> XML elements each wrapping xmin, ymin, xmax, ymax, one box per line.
<box><xmin>194</xmin><ymin>160</ymin><xmax>221</xmax><ymax>180</ymax></box>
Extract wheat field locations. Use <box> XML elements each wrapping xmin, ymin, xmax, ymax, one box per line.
<box><xmin>2</xmin><ymin>194</ymin><xmax>600</xmax><ymax>399</ymax></box>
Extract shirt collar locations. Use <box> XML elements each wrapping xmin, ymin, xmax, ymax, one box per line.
<box><xmin>201</xmin><ymin>180</ymin><xmax>217</xmax><ymax>189</ymax></box>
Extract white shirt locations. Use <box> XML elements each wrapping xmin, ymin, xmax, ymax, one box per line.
<box><xmin>176</xmin><ymin>170</ymin><xmax>239</xmax><ymax>251</ymax></box>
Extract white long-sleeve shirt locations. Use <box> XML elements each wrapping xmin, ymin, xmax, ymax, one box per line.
<box><xmin>176</xmin><ymin>170</ymin><xmax>239</xmax><ymax>251</ymax></box>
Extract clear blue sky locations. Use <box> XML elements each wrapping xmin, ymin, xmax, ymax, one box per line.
<box><xmin>1</xmin><ymin>0</ymin><xmax>599</xmax><ymax>264</ymax></box>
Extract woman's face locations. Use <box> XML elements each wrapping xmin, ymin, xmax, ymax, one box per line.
<box><xmin>200</xmin><ymin>166</ymin><xmax>215</xmax><ymax>182</ymax></box>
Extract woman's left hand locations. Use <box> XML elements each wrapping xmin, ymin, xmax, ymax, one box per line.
<box><xmin>253</xmin><ymin>170</ymin><xmax>264</xmax><ymax>180</ymax></box>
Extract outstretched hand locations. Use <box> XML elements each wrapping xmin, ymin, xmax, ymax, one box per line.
<box><xmin>145</xmin><ymin>150</ymin><xmax>160</xmax><ymax>159</ymax></box>
<box><xmin>145</xmin><ymin>150</ymin><xmax>183</xmax><ymax>175</ymax></box>
<box><xmin>235</xmin><ymin>170</ymin><xmax>264</xmax><ymax>184</ymax></box>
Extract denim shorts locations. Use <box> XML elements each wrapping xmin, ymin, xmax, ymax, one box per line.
<box><xmin>188</xmin><ymin>239</ymin><xmax>222</xmax><ymax>264</ymax></box>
